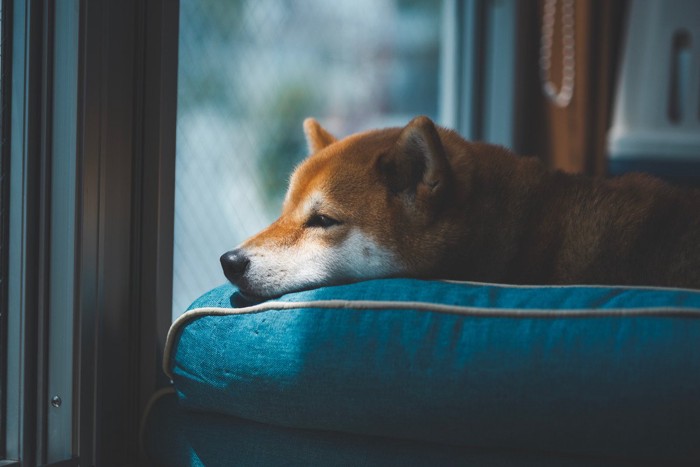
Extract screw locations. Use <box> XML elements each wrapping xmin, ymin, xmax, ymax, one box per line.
<box><xmin>51</xmin><ymin>395</ymin><xmax>62</xmax><ymax>408</ymax></box>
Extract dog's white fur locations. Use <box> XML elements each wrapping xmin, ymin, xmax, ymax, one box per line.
<box><xmin>240</xmin><ymin>227</ymin><xmax>399</xmax><ymax>297</ymax></box>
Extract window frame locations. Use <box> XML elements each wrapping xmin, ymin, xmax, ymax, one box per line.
<box><xmin>5</xmin><ymin>0</ymin><xmax>46</xmax><ymax>463</ymax></box>
<box><xmin>75</xmin><ymin>0</ymin><xmax>178</xmax><ymax>463</ymax></box>
<box><xmin>2</xmin><ymin>0</ymin><xmax>179</xmax><ymax>464</ymax></box>
<box><xmin>441</xmin><ymin>0</ymin><xmax>523</xmax><ymax>149</ymax></box>
<box><xmin>3</xmin><ymin>0</ymin><xmax>81</xmax><ymax>464</ymax></box>
<box><xmin>0</xmin><ymin>0</ymin><xmax>12</xmax><ymax>458</ymax></box>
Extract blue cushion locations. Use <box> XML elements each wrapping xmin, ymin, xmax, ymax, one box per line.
<box><xmin>164</xmin><ymin>279</ymin><xmax>700</xmax><ymax>464</ymax></box>
<box><xmin>143</xmin><ymin>389</ymin><xmax>644</xmax><ymax>467</ymax></box>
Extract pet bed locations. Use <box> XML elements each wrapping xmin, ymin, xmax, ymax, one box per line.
<box><xmin>142</xmin><ymin>279</ymin><xmax>700</xmax><ymax>466</ymax></box>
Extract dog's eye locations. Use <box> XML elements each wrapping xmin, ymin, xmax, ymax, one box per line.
<box><xmin>306</xmin><ymin>214</ymin><xmax>340</xmax><ymax>229</ymax></box>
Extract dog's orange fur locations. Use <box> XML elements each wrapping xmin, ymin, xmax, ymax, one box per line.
<box><xmin>221</xmin><ymin>116</ymin><xmax>700</xmax><ymax>297</ymax></box>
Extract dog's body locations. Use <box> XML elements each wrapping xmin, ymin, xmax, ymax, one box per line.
<box><xmin>221</xmin><ymin>116</ymin><xmax>700</xmax><ymax>298</ymax></box>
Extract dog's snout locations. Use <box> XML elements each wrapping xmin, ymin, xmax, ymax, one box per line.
<box><xmin>220</xmin><ymin>249</ymin><xmax>250</xmax><ymax>283</ymax></box>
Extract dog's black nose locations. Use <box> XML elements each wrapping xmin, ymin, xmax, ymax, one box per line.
<box><xmin>220</xmin><ymin>249</ymin><xmax>250</xmax><ymax>284</ymax></box>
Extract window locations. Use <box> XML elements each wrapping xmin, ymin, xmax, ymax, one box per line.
<box><xmin>0</xmin><ymin>0</ymin><xmax>522</xmax><ymax>463</ymax></box>
<box><xmin>2</xmin><ymin>0</ymin><xmax>79</xmax><ymax>463</ymax></box>
<box><xmin>2</xmin><ymin>1</ymin><xmax>178</xmax><ymax>464</ymax></box>
<box><xmin>0</xmin><ymin>0</ymin><xmax>8</xmax><ymax>457</ymax></box>
<box><xmin>174</xmin><ymin>0</ymin><xmax>445</xmax><ymax>317</ymax></box>
<box><xmin>173</xmin><ymin>0</ymin><xmax>523</xmax><ymax>318</ymax></box>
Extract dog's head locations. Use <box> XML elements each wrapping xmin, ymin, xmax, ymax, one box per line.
<box><xmin>221</xmin><ymin>116</ymin><xmax>456</xmax><ymax>298</ymax></box>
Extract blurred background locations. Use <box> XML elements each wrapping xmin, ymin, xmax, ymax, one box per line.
<box><xmin>174</xmin><ymin>0</ymin><xmax>444</xmax><ymax>315</ymax></box>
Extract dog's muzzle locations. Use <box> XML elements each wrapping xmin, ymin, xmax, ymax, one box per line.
<box><xmin>220</xmin><ymin>249</ymin><xmax>250</xmax><ymax>284</ymax></box>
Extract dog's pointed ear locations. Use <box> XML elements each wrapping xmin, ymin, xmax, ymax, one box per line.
<box><xmin>303</xmin><ymin>118</ymin><xmax>337</xmax><ymax>153</ymax></box>
<box><xmin>378</xmin><ymin>116</ymin><xmax>451</xmax><ymax>200</ymax></box>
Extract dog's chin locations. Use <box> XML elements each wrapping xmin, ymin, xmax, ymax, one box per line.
<box><xmin>229</xmin><ymin>285</ymin><xmax>269</xmax><ymax>306</ymax></box>
<box><xmin>232</xmin><ymin>280</ymin><xmax>313</xmax><ymax>303</ymax></box>
<box><xmin>224</xmin><ymin>276</ymin><xmax>264</xmax><ymax>302</ymax></box>
<box><xmin>231</xmin><ymin>277</ymin><xmax>292</xmax><ymax>302</ymax></box>
<box><xmin>232</xmin><ymin>272</ymin><xmax>368</xmax><ymax>303</ymax></box>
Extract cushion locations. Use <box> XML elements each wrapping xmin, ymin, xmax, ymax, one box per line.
<box><xmin>143</xmin><ymin>388</ymin><xmax>646</xmax><ymax>467</ymax></box>
<box><xmin>163</xmin><ymin>279</ymin><xmax>700</xmax><ymax>464</ymax></box>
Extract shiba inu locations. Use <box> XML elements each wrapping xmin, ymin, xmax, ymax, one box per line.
<box><xmin>221</xmin><ymin>116</ymin><xmax>700</xmax><ymax>298</ymax></box>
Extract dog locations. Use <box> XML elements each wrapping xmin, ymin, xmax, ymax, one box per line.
<box><xmin>221</xmin><ymin>116</ymin><xmax>700</xmax><ymax>298</ymax></box>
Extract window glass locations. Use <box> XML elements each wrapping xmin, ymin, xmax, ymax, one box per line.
<box><xmin>174</xmin><ymin>0</ymin><xmax>443</xmax><ymax>317</ymax></box>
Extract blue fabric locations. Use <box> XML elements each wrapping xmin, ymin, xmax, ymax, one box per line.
<box><xmin>168</xmin><ymin>279</ymin><xmax>700</xmax><ymax>464</ymax></box>
<box><xmin>188</xmin><ymin>278</ymin><xmax>700</xmax><ymax>311</ymax></box>
<box><xmin>143</xmin><ymin>390</ymin><xmax>649</xmax><ymax>467</ymax></box>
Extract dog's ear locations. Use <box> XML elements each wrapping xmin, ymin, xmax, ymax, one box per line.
<box><xmin>303</xmin><ymin>118</ymin><xmax>337</xmax><ymax>153</ymax></box>
<box><xmin>378</xmin><ymin>116</ymin><xmax>450</xmax><ymax>201</ymax></box>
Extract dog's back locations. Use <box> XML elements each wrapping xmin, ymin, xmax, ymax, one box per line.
<box><xmin>444</xmin><ymin>137</ymin><xmax>700</xmax><ymax>289</ymax></box>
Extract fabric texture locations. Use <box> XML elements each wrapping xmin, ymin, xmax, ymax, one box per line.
<box><xmin>159</xmin><ymin>279</ymin><xmax>700</xmax><ymax>465</ymax></box>
<box><xmin>143</xmin><ymin>389</ymin><xmax>651</xmax><ymax>467</ymax></box>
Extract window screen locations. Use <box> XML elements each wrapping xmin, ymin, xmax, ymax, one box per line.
<box><xmin>174</xmin><ymin>0</ymin><xmax>443</xmax><ymax>317</ymax></box>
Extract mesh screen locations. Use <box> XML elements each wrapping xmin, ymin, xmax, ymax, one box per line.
<box><xmin>174</xmin><ymin>0</ymin><xmax>443</xmax><ymax>316</ymax></box>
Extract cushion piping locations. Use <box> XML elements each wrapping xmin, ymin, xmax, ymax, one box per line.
<box><xmin>163</xmin><ymin>299</ymin><xmax>700</xmax><ymax>379</ymax></box>
<box><xmin>439</xmin><ymin>278</ymin><xmax>700</xmax><ymax>293</ymax></box>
